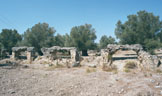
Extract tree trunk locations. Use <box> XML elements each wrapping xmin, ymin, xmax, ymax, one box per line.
<box><xmin>82</xmin><ymin>50</ymin><xmax>88</xmax><ymax>56</ymax></box>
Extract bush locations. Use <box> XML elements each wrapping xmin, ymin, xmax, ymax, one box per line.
<box><xmin>156</xmin><ymin>69</ymin><xmax>162</xmax><ymax>73</ymax></box>
<box><xmin>46</xmin><ymin>63</ymin><xmax>65</xmax><ymax>71</ymax></box>
<box><xmin>86</xmin><ymin>68</ymin><xmax>96</xmax><ymax>73</ymax></box>
<box><xmin>124</xmin><ymin>61</ymin><xmax>136</xmax><ymax>69</ymax></box>
<box><xmin>102</xmin><ymin>63</ymin><xmax>117</xmax><ymax>72</ymax></box>
<box><xmin>124</xmin><ymin>68</ymin><xmax>131</xmax><ymax>73</ymax></box>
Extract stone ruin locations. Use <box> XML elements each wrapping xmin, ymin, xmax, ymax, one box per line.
<box><xmin>101</xmin><ymin>44</ymin><xmax>161</xmax><ymax>71</ymax></box>
<box><xmin>11</xmin><ymin>47</ymin><xmax>35</xmax><ymax>63</ymax></box>
<box><xmin>40</xmin><ymin>46</ymin><xmax>80</xmax><ymax>67</ymax></box>
<box><xmin>6</xmin><ymin>44</ymin><xmax>162</xmax><ymax>70</ymax></box>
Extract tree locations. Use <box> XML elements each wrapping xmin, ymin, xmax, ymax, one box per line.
<box><xmin>21</xmin><ymin>22</ymin><xmax>56</xmax><ymax>54</ymax></box>
<box><xmin>144</xmin><ymin>39</ymin><xmax>162</xmax><ymax>54</ymax></box>
<box><xmin>64</xmin><ymin>33</ymin><xmax>73</xmax><ymax>47</ymax></box>
<box><xmin>70</xmin><ymin>24</ymin><xmax>97</xmax><ymax>56</ymax></box>
<box><xmin>53</xmin><ymin>34</ymin><xmax>65</xmax><ymax>47</ymax></box>
<box><xmin>0</xmin><ymin>42</ymin><xmax>3</xmax><ymax>58</ymax></box>
<box><xmin>115</xmin><ymin>10</ymin><xmax>162</xmax><ymax>51</ymax></box>
<box><xmin>100</xmin><ymin>35</ymin><xmax>116</xmax><ymax>49</ymax></box>
<box><xmin>0</xmin><ymin>29</ymin><xmax>22</xmax><ymax>54</ymax></box>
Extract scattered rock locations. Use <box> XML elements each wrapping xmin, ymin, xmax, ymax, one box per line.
<box><xmin>11</xmin><ymin>91</ymin><xmax>15</xmax><ymax>94</ymax></box>
<box><xmin>150</xmin><ymin>79</ymin><xmax>155</xmax><ymax>83</ymax></box>
<box><xmin>154</xmin><ymin>85</ymin><xmax>162</xmax><ymax>89</ymax></box>
<box><xmin>72</xmin><ymin>61</ymin><xmax>80</xmax><ymax>67</ymax></box>
<box><xmin>49</xmin><ymin>88</ymin><xmax>53</xmax><ymax>92</ymax></box>
<box><xmin>115</xmin><ymin>79</ymin><xmax>119</xmax><ymax>81</ymax></box>
<box><xmin>22</xmin><ymin>65</ymin><xmax>29</xmax><ymax>68</ymax></box>
<box><xmin>160</xmin><ymin>91</ymin><xmax>162</xmax><ymax>95</ymax></box>
<box><xmin>118</xmin><ymin>89</ymin><xmax>124</xmax><ymax>94</ymax></box>
<box><xmin>156</xmin><ymin>82</ymin><xmax>160</xmax><ymax>86</ymax></box>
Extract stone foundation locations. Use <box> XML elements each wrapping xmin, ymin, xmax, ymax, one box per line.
<box><xmin>101</xmin><ymin>44</ymin><xmax>161</xmax><ymax>71</ymax></box>
<box><xmin>41</xmin><ymin>46</ymin><xmax>80</xmax><ymax>67</ymax></box>
<box><xmin>11</xmin><ymin>47</ymin><xmax>35</xmax><ymax>63</ymax></box>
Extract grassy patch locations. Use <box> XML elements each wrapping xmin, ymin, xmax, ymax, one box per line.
<box><xmin>102</xmin><ymin>63</ymin><xmax>117</xmax><ymax>73</ymax></box>
<box><xmin>156</xmin><ymin>69</ymin><xmax>162</xmax><ymax>73</ymax></box>
<box><xmin>124</xmin><ymin>61</ymin><xmax>137</xmax><ymax>69</ymax></box>
<box><xmin>86</xmin><ymin>68</ymin><xmax>97</xmax><ymax>73</ymax></box>
<box><xmin>123</xmin><ymin>61</ymin><xmax>136</xmax><ymax>73</ymax></box>
<box><xmin>123</xmin><ymin>68</ymin><xmax>131</xmax><ymax>73</ymax></box>
<box><xmin>46</xmin><ymin>64</ymin><xmax>65</xmax><ymax>71</ymax></box>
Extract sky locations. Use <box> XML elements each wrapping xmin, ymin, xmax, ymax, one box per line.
<box><xmin>0</xmin><ymin>0</ymin><xmax>162</xmax><ymax>42</ymax></box>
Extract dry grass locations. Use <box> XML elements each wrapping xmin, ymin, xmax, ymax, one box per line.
<box><xmin>156</xmin><ymin>69</ymin><xmax>162</xmax><ymax>73</ymax></box>
<box><xmin>124</xmin><ymin>61</ymin><xmax>137</xmax><ymax>69</ymax></box>
<box><xmin>102</xmin><ymin>63</ymin><xmax>117</xmax><ymax>73</ymax></box>
<box><xmin>86</xmin><ymin>68</ymin><xmax>97</xmax><ymax>73</ymax></box>
<box><xmin>123</xmin><ymin>61</ymin><xmax>137</xmax><ymax>73</ymax></box>
<box><xmin>46</xmin><ymin>64</ymin><xmax>65</xmax><ymax>71</ymax></box>
<box><xmin>124</xmin><ymin>68</ymin><xmax>131</xmax><ymax>73</ymax></box>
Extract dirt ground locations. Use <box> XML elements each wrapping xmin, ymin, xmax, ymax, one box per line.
<box><xmin>0</xmin><ymin>62</ymin><xmax>162</xmax><ymax>96</ymax></box>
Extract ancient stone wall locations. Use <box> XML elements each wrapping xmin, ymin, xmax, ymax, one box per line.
<box><xmin>41</xmin><ymin>46</ymin><xmax>80</xmax><ymax>67</ymax></box>
<box><xmin>101</xmin><ymin>44</ymin><xmax>161</xmax><ymax>70</ymax></box>
<box><xmin>11</xmin><ymin>47</ymin><xmax>35</xmax><ymax>63</ymax></box>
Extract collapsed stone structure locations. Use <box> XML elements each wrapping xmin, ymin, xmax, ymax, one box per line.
<box><xmin>101</xmin><ymin>44</ymin><xmax>161</xmax><ymax>70</ymax></box>
<box><xmin>8</xmin><ymin>45</ymin><xmax>161</xmax><ymax>70</ymax></box>
<box><xmin>11</xmin><ymin>47</ymin><xmax>35</xmax><ymax>63</ymax></box>
<box><xmin>40</xmin><ymin>46</ymin><xmax>80</xmax><ymax>67</ymax></box>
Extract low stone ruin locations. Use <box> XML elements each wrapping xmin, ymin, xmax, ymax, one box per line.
<box><xmin>154</xmin><ymin>49</ymin><xmax>162</xmax><ymax>59</ymax></box>
<box><xmin>101</xmin><ymin>44</ymin><xmax>161</xmax><ymax>71</ymax></box>
<box><xmin>87</xmin><ymin>50</ymin><xmax>100</xmax><ymax>56</ymax></box>
<box><xmin>39</xmin><ymin>46</ymin><xmax>80</xmax><ymax>67</ymax></box>
<box><xmin>6</xmin><ymin>44</ymin><xmax>162</xmax><ymax>71</ymax></box>
<box><xmin>11</xmin><ymin>47</ymin><xmax>35</xmax><ymax>63</ymax></box>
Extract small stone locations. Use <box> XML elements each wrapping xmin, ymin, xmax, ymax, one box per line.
<box><xmin>115</xmin><ymin>79</ymin><xmax>118</xmax><ymax>81</ymax></box>
<box><xmin>72</xmin><ymin>61</ymin><xmax>80</xmax><ymax>67</ymax></box>
<box><xmin>45</xmin><ymin>64</ymin><xmax>49</xmax><ymax>67</ymax></box>
<box><xmin>160</xmin><ymin>91</ymin><xmax>162</xmax><ymax>95</ymax></box>
<box><xmin>150</xmin><ymin>79</ymin><xmax>155</xmax><ymax>83</ymax></box>
<box><xmin>10</xmin><ymin>91</ymin><xmax>15</xmax><ymax>94</ymax></box>
<box><xmin>118</xmin><ymin>89</ymin><xmax>124</xmax><ymax>94</ymax></box>
<box><xmin>49</xmin><ymin>89</ymin><xmax>53</xmax><ymax>92</ymax></box>
<box><xmin>108</xmin><ymin>84</ymin><xmax>112</xmax><ymax>87</ymax></box>
<box><xmin>156</xmin><ymin>82</ymin><xmax>160</xmax><ymax>86</ymax></box>
<box><xmin>23</xmin><ymin>65</ymin><xmax>29</xmax><ymax>68</ymax></box>
<box><xmin>154</xmin><ymin>86</ymin><xmax>161</xmax><ymax>88</ymax></box>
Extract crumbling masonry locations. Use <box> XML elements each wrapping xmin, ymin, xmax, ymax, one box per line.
<box><xmin>41</xmin><ymin>46</ymin><xmax>80</xmax><ymax>67</ymax></box>
<box><xmin>101</xmin><ymin>44</ymin><xmax>161</xmax><ymax>70</ymax></box>
<box><xmin>11</xmin><ymin>47</ymin><xmax>35</xmax><ymax>63</ymax></box>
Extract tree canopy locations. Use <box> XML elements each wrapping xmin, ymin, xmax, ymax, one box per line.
<box><xmin>0</xmin><ymin>29</ymin><xmax>22</xmax><ymax>54</ymax></box>
<box><xmin>20</xmin><ymin>22</ymin><xmax>56</xmax><ymax>54</ymax></box>
<box><xmin>99</xmin><ymin>35</ymin><xmax>116</xmax><ymax>49</ymax></box>
<box><xmin>115</xmin><ymin>10</ymin><xmax>162</xmax><ymax>51</ymax></box>
<box><xmin>53</xmin><ymin>34</ymin><xmax>65</xmax><ymax>47</ymax></box>
<box><xmin>63</xmin><ymin>33</ymin><xmax>73</xmax><ymax>47</ymax></box>
<box><xmin>70</xmin><ymin>24</ymin><xmax>97</xmax><ymax>56</ymax></box>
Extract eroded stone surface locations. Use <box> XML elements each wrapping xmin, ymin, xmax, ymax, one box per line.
<box><xmin>101</xmin><ymin>44</ymin><xmax>161</xmax><ymax>71</ymax></box>
<box><xmin>11</xmin><ymin>47</ymin><xmax>35</xmax><ymax>63</ymax></box>
<box><xmin>39</xmin><ymin>46</ymin><xmax>80</xmax><ymax>67</ymax></box>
